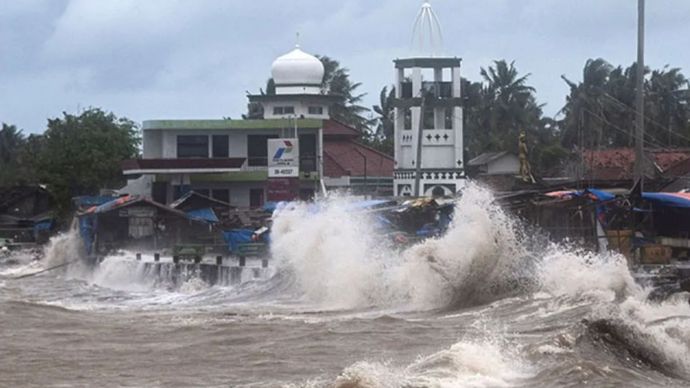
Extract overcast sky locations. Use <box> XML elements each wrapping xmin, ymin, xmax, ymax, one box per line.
<box><xmin>1</xmin><ymin>0</ymin><xmax>689</xmax><ymax>134</ymax></box>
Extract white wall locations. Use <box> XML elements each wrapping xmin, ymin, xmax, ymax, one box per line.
<box><xmin>142</xmin><ymin>131</ymin><xmax>162</xmax><ymax>158</ymax></box>
<box><xmin>262</xmin><ymin>100</ymin><xmax>329</xmax><ymax>120</ymax></box>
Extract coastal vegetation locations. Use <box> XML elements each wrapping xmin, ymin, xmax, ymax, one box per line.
<box><xmin>0</xmin><ymin>109</ymin><xmax>140</xmax><ymax>213</ymax></box>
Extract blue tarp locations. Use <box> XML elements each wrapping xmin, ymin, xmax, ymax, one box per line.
<box><xmin>642</xmin><ymin>192</ymin><xmax>690</xmax><ymax>208</ymax></box>
<box><xmin>79</xmin><ymin>216</ymin><xmax>96</xmax><ymax>255</ymax></box>
<box><xmin>222</xmin><ymin>229</ymin><xmax>254</xmax><ymax>252</ymax></box>
<box><xmin>186</xmin><ymin>208</ymin><xmax>219</xmax><ymax>223</ymax></box>
<box><xmin>73</xmin><ymin>196</ymin><xmax>117</xmax><ymax>207</ymax></box>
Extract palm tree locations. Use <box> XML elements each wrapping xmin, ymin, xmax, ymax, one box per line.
<box><xmin>372</xmin><ymin>86</ymin><xmax>395</xmax><ymax>139</ymax></box>
<box><xmin>647</xmin><ymin>66</ymin><xmax>690</xmax><ymax>146</ymax></box>
<box><xmin>480</xmin><ymin>60</ymin><xmax>539</xmax><ymax>152</ymax></box>
<box><xmin>559</xmin><ymin>58</ymin><xmax>613</xmax><ymax>149</ymax></box>
<box><xmin>318</xmin><ymin>55</ymin><xmax>372</xmax><ymax>131</ymax></box>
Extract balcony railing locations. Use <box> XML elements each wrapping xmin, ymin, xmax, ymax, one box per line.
<box><xmin>400</xmin><ymin>81</ymin><xmax>453</xmax><ymax>99</ymax></box>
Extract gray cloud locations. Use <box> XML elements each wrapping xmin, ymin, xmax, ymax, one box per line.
<box><xmin>1</xmin><ymin>0</ymin><xmax>688</xmax><ymax>133</ymax></box>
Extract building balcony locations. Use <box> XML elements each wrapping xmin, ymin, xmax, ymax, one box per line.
<box><xmin>122</xmin><ymin>156</ymin><xmax>319</xmax><ymax>177</ymax></box>
<box><xmin>400</xmin><ymin>81</ymin><xmax>453</xmax><ymax>99</ymax></box>
<box><xmin>122</xmin><ymin>158</ymin><xmax>246</xmax><ymax>175</ymax></box>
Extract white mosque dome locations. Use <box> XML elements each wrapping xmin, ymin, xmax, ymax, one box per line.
<box><xmin>271</xmin><ymin>46</ymin><xmax>324</xmax><ymax>86</ymax></box>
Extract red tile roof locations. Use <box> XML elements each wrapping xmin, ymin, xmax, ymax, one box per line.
<box><xmin>323</xmin><ymin>119</ymin><xmax>360</xmax><ymax>138</ymax></box>
<box><xmin>582</xmin><ymin>148</ymin><xmax>690</xmax><ymax>180</ymax></box>
<box><xmin>323</xmin><ymin>139</ymin><xmax>394</xmax><ymax>178</ymax></box>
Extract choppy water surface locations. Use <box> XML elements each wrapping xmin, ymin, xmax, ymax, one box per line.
<box><xmin>1</xmin><ymin>186</ymin><xmax>689</xmax><ymax>387</ymax></box>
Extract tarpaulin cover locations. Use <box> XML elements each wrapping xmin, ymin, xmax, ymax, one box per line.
<box><xmin>222</xmin><ymin>229</ymin><xmax>254</xmax><ymax>252</ymax></box>
<box><xmin>83</xmin><ymin>195</ymin><xmax>133</xmax><ymax>215</ymax></box>
<box><xmin>185</xmin><ymin>208</ymin><xmax>219</xmax><ymax>223</ymax></box>
<box><xmin>32</xmin><ymin>220</ymin><xmax>53</xmax><ymax>234</ymax></box>
<box><xmin>79</xmin><ymin>216</ymin><xmax>96</xmax><ymax>255</ymax></box>
<box><xmin>73</xmin><ymin>196</ymin><xmax>117</xmax><ymax>207</ymax></box>
<box><xmin>642</xmin><ymin>192</ymin><xmax>690</xmax><ymax>208</ymax></box>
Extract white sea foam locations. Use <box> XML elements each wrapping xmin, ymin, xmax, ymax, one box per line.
<box><xmin>270</xmin><ymin>184</ymin><xmax>528</xmax><ymax>310</ymax></box>
<box><xmin>334</xmin><ymin>338</ymin><xmax>530</xmax><ymax>388</ymax></box>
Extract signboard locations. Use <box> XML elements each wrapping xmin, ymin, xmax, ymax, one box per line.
<box><xmin>268</xmin><ymin>138</ymin><xmax>299</xmax><ymax>177</ymax></box>
<box><xmin>267</xmin><ymin>178</ymin><xmax>300</xmax><ymax>202</ymax></box>
<box><xmin>119</xmin><ymin>207</ymin><xmax>156</xmax><ymax>218</ymax></box>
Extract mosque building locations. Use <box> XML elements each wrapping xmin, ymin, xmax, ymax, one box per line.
<box><xmin>120</xmin><ymin>1</ymin><xmax>462</xmax><ymax>205</ymax></box>
<box><xmin>120</xmin><ymin>44</ymin><xmax>394</xmax><ymax>207</ymax></box>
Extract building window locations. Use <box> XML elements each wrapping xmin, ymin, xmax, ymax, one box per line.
<box><xmin>308</xmin><ymin>106</ymin><xmax>323</xmax><ymax>115</ymax></box>
<box><xmin>247</xmin><ymin>134</ymin><xmax>278</xmax><ymax>166</ymax></box>
<box><xmin>423</xmin><ymin>105</ymin><xmax>435</xmax><ymax>129</ymax></box>
<box><xmin>444</xmin><ymin>108</ymin><xmax>453</xmax><ymax>130</ymax></box>
<box><xmin>404</xmin><ymin>108</ymin><xmax>412</xmax><ymax>130</ymax></box>
<box><xmin>177</xmin><ymin>135</ymin><xmax>208</xmax><ymax>158</ymax></box>
<box><xmin>212</xmin><ymin>135</ymin><xmax>229</xmax><ymax>158</ymax></box>
<box><xmin>250</xmin><ymin>188</ymin><xmax>264</xmax><ymax>208</ymax></box>
<box><xmin>212</xmin><ymin>189</ymin><xmax>230</xmax><ymax>204</ymax></box>
<box><xmin>273</xmin><ymin>106</ymin><xmax>295</xmax><ymax>115</ymax></box>
<box><xmin>299</xmin><ymin>134</ymin><xmax>317</xmax><ymax>172</ymax></box>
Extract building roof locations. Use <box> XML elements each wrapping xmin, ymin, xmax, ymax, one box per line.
<box><xmin>324</xmin><ymin>139</ymin><xmax>394</xmax><ymax>178</ymax></box>
<box><xmin>142</xmin><ymin>118</ymin><xmax>323</xmax><ymax>131</ymax></box>
<box><xmin>323</xmin><ymin>119</ymin><xmax>361</xmax><ymax>138</ymax></box>
<box><xmin>467</xmin><ymin>151</ymin><xmax>513</xmax><ymax>166</ymax></box>
<box><xmin>169</xmin><ymin>191</ymin><xmax>234</xmax><ymax>211</ymax></box>
<box><xmin>80</xmin><ymin>195</ymin><xmax>186</xmax><ymax>217</ymax></box>
<box><xmin>582</xmin><ymin>148</ymin><xmax>690</xmax><ymax>180</ymax></box>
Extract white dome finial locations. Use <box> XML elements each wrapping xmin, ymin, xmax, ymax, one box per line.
<box><xmin>412</xmin><ymin>0</ymin><xmax>444</xmax><ymax>57</ymax></box>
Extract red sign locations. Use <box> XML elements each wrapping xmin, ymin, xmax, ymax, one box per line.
<box><xmin>267</xmin><ymin>178</ymin><xmax>299</xmax><ymax>202</ymax></box>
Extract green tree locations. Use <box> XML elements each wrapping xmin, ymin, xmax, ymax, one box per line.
<box><xmin>318</xmin><ymin>55</ymin><xmax>372</xmax><ymax>131</ymax></box>
<box><xmin>0</xmin><ymin>123</ymin><xmax>28</xmax><ymax>186</ymax></box>
<box><xmin>372</xmin><ymin>85</ymin><xmax>395</xmax><ymax>139</ymax></box>
<box><xmin>560</xmin><ymin>59</ymin><xmax>690</xmax><ymax>150</ymax></box>
<box><xmin>480</xmin><ymin>60</ymin><xmax>541</xmax><ymax>152</ymax></box>
<box><xmin>37</xmin><ymin>108</ymin><xmax>140</xmax><ymax>212</ymax></box>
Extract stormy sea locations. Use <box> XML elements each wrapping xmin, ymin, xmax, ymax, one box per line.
<box><xmin>1</xmin><ymin>186</ymin><xmax>689</xmax><ymax>387</ymax></box>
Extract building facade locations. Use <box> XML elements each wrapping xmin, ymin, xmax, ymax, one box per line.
<box><xmin>392</xmin><ymin>2</ymin><xmax>466</xmax><ymax>197</ymax></box>
<box><xmin>121</xmin><ymin>45</ymin><xmax>393</xmax><ymax>207</ymax></box>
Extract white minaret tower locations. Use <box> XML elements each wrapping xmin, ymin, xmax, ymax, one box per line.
<box><xmin>393</xmin><ymin>1</ymin><xmax>465</xmax><ymax>197</ymax></box>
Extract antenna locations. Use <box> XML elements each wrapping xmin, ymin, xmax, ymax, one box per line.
<box><xmin>411</xmin><ymin>1</ymin><xmax>444</xmax><ymax>57</ymax></box>
<box><xmin>295</xmin><ymin>32</ymin><xmax>301</xmax><ymax>48</ymax></box>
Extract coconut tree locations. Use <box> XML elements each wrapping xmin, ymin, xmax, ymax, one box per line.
<box><xmin>372</xmin><ymin>85</ymin><xmax>395</xmax><ymax>139</ymax></box>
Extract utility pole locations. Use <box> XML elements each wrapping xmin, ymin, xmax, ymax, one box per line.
<box><xmin>413</xmin><ymin>94</ymin><xmax>426</xmax><ymax>197</ymax></box>
<box><xmin>634</xmin><ymin>0</ymin><xmax>645</xmax><ymax>191</ymax></box>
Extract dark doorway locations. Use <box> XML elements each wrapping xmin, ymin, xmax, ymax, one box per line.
<box><xmin>249</xmin><ymin>188</ymin><xmax>264</xmax><ymax>208</ymax></box>
<box><xmin>152</xmin><ymin>182</ymin><xmax>168</xmax><ymax>204</ymax></box>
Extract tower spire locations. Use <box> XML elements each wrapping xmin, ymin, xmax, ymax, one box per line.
<box><xmin>411</xmin><ymin>1</ymin><xmax>444</xmax><ymax>57</ymax></box>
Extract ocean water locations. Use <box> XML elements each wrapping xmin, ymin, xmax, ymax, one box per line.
<box><xmin>1</xmin><ymin>186</ymin><xmax>689</xmax><ymax>387</ymax></box>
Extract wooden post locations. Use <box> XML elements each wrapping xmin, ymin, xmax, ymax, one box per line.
<box><xmin>154</xmin><ymin>253</ymin><xmax>160</xmax><ymax>262</ymax></box>
<box><xmin>216</xmin><ymin>256</ymin><xmax>223</xmax><ymax>266</ymax></box>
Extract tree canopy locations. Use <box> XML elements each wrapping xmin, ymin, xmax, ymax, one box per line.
<box><xmin>35</xmin><ymin>108</ymin><xmax>140</xmax><ymax>212</ymax></box>
<box><xmin>560</xmin><ymin>59</ymin><xmax>690</xmax><ymax>150</ymax></box>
